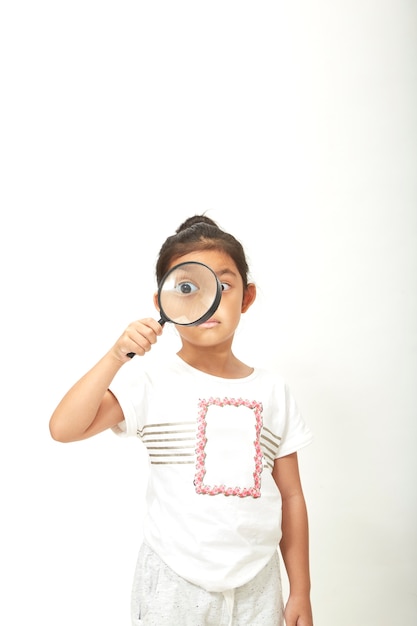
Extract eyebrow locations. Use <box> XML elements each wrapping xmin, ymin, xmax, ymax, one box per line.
<box><xmin>216</xmin><ymin>268</ymin><xmax>239</xmax><ymax>279</ymax></box>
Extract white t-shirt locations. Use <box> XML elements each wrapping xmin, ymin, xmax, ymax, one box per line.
<box><xmin>110</xmin><ymin>355</ymin><xmax>312</xmax><ymax>592</ymax></box>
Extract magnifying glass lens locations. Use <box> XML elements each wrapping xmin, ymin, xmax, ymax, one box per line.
<box><xmin>159</xmin><ymin>262</ymin><xmax>221</xmax><ymax>326</ymax></box>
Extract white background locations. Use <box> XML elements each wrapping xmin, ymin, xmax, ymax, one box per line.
<box><xmin>1</xmin><ymin>2</ymin><xmax>416</xmax><ymax>624</ymax></box>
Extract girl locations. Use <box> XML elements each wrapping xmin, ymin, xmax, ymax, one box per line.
<box><xmin>50</xmin><ymin>215</ymin><xmax>314</xmax><ymax>626</ymax></box>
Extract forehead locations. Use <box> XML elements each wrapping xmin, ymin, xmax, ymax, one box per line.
<box><xmin>169</xmin><ymin>249</ymin><xmax>239</xmax><ymax>275</ymax></box>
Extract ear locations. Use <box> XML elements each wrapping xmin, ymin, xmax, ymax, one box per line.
<box><xmin>241</xmin><ymin>283</ymin><xmax>256</xmax><ymax>313</ymax></box>
<box><xmin>153</xmin><ymin>292</ymin><xmax>160</xmax><ymax>312</ymax></box>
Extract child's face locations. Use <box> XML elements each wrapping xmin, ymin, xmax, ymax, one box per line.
<box><xmin>154</xmin><ymin>248</ymin><xmax>256</xmax><ymax>349</ymax></box>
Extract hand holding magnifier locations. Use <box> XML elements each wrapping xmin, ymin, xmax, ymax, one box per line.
<box><xmin>126</xmin><ymin>262</ymin><xmax>222</xmax><ymax>358</ymax></box>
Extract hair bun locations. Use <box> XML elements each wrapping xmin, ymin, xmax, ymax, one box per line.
<box><xmin>175</xmin><ymin>214</ymin><xmax>219</xmax><ymax>234</ymax></box>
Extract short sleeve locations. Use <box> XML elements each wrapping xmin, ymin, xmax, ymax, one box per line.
<box><xmin>108</xmin><ymin>360</ymin><xmax>148</xmax><ymax>438</ymax></box>
<box><xmin>275</xmin><ymin>383</ymin><xmax>313</xmax><ymax>458</ymax></box>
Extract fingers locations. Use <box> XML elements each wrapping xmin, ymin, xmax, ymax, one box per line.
<box><xmin>117</xmin><ymin>318</ymin><xmax>163</xmax><ymax>359</ymax></box>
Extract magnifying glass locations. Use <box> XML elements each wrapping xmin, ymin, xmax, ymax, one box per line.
<box><xmin>127</xmin><ymin>261</ymin><xmax>222</xmax><ymax>358</ymax></box>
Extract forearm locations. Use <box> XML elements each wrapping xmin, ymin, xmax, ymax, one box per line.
<box><xmin>50</xmin><ymin>317</ymin><xmax>162</xmax><ymax>443</ymax></box>
<box><xmin>280</xmin><ymin>492</ymin><xmax>311</xmax><ymax>596</ymax></box>
<box><xmin>49</xmin><ymin>350</ymin><xmax>124</xmax><ymax>442</ymax></box>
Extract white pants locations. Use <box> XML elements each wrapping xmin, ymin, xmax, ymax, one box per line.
<box><xmin>131</xmin><ymin>543</ymin><xmax>284</xmax><ymax>626</ymax></box>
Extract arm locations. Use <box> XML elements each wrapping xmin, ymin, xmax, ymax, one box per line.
<box><xmin>273</xmin><ymin>452</ymin><xmax>313</xmax><ymax>626</ymax></box>
<box><xmin>49</xmin><ymin>318</ymin><xmax>162</xmax><ymax>442</ymax></box>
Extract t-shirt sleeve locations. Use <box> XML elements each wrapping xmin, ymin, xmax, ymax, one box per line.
<box><xmin>275</xmin><ymin>382</ymin><xmax>313</xmax><ymax>458</ymax></box>
<box><xmin>108</xmin><ymin>361</ymin><xmax>147</xmax><ymax>438</ymax></box>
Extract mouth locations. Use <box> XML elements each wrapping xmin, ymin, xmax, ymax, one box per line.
<box><xmin>199</xmin><ymin>319</ymin><xmax>219</xmax><ymax>329</ymax></box>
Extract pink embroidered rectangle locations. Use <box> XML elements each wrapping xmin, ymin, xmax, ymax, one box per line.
<box><xmin>194</xmin><ymin>397</ymin><xmax>264</xmax><ymax>498</ymax></box>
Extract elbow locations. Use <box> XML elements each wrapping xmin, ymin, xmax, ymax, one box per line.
<box><xmin>49</xmin><ymin>417</ymin><xmax>75</xmax><ymax>443</ymax></box>
<box><xmin>49</xmin><ymin>425</ymin><xmax>67</xmax><ymax>443</ymax></box>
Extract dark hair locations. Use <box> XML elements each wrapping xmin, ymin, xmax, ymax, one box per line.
<box><xmin>156</xmin><ymin>215</ymin><xmax>250</xmax><ymax>287</ymax></box>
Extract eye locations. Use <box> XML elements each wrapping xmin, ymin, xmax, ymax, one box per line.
<box><xmin>174</xmin><ymin>281</ymin><xmax>199</xmax><ymax>295</ymax></box>
<box><xmin>220</xmin><ymin>283</ymin><xmax>231</xmax><ymax>291</ymax></box>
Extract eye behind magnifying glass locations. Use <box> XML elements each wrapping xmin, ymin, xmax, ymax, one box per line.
<box><xmin>174</xmin><ymin>281</ymin><xmax>199</xmax><ymax>295</ymax></box>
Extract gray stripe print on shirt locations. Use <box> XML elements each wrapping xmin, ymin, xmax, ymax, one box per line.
<box><xmin>137</xmin><ymin>421</ymin><xmax>196</xmax><ymax>465</ymax></box>
<box><xmin>260</xmin><ymin>427</ymin><xmax>281</xmax><ymax>470</ymax></box>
